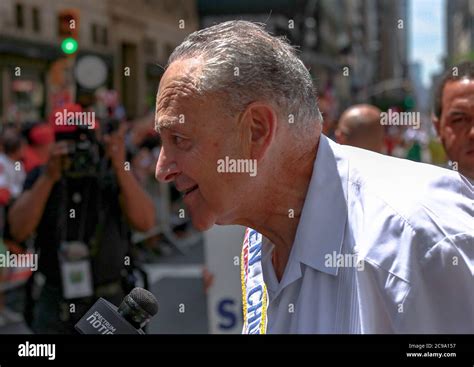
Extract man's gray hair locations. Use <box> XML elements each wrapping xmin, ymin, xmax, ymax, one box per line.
<box><xmin>167</xmin><ymin>20</ymin><xmax>322</xmax><ymax>129</ymax></box>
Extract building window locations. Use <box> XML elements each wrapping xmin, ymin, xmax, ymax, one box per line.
<box><xmin>91</xmin><ymin>23</ymin><xmax>98</xmax><ymax>44</ymax></box>
<box><xmin>32</xmin><ymin>7</ymin><xmax>41</xmax><ymax>32</ymax></box>
<box><xmin>92</xmin><ymin>24</ymin><xmax>108</xmax><ymax>46</ymax></box>
<box><xmin>102</xmin><ymin>26</ymin><xmax>108</xmax><ymax>46</ymax></box>
<box><xmin>15</xmin><ymin>3</ymin><xmax>24</xmax><ymax>29</ymax></box>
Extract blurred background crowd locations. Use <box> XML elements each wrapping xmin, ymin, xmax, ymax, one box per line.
<box><xmin>0</xmin><ymin>0</ymin><xmax>472</xmax><ymax>333</ymax></box>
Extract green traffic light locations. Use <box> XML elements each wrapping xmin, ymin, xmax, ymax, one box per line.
<box><xmin>61</xmin><ymin>37</ymin><xmax>78</xmax><ymax>54</ymax></box>
<box><xmin>402</xmin><ymin>96</ymin><xmax>415</xmax><ymax>110</ymax></box>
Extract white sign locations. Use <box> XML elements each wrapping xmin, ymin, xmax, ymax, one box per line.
<box><xmin>204</xmin><ymin>225</ymin><xmax>246</xmax><ymax>334</ymax></box>
<box><xmin>74</xmin><ymin>55</ymin><xmax>107</xmax><ymax>89</ymax></box>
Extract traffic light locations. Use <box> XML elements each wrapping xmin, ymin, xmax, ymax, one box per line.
<box><xmin>58</xmin><ymin>9</ymin><xmax>80</xmax><ymax>55</ymax></box>
<box><xmin>61</xmin><ymin>38</ymin><xmax>78</xmax><ymax>54</ymax></box>
<box><xmin>403</xmin><ymin>95</ymin><xmax>415</xmax><ymax>111</ymax></box>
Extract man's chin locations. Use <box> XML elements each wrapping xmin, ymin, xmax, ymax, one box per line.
<box><xmin>189</xmin><ymin>213</ymin><xmax>216</xmax><ymax>232</ymax></box>
<box><xmin>214</xmin><ymin>218</ymin><xmax>233</xmax><ymax>226</ymax></box>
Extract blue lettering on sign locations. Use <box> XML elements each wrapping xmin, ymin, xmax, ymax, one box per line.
<box><xmin>218</xmin><ymin>299</ymin><xmax>236</xmax><ymax>330</ymax></box>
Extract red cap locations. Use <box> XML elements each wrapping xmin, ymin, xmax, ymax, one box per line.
<box><xmin>29</xmin><ymin>124</ymin><xmax>54</xmax><ymax>145</ymax></box>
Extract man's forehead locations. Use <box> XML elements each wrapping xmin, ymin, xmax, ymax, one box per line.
<box><xmin>157</xmin><ymin>58</ymin><xmax>202</xmax><ymax>95</ymax></box>
<box><xmin>443</xmin><ymin>80</ymin><xmax>474</xmax><ymax>109</ymax></box>
<box><xmin>444</xmin><ymin>79</ymin><xmax>474</xmax><ymax>98</ymax></box>
<box><xmin>157</xmin><ymin>76</ymin><xmax>198</xmax><ymax>109</ymax></box>
<box><xmin>155</xmin><ymin>60</ymin><xmax>203</xmax><ymax>131</ymax></box>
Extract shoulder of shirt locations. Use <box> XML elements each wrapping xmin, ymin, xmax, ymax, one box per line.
<box><xmin>336</xmin><ymin>144</ymin><xmax>473</xmax><ymax>280</ymax></box>
<box><xmin>340</xmin><ymin>144</ymin><xmax>472</xmax><ymax>231</ymax></box>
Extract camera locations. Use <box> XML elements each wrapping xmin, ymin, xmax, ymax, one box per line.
<box><xmin>55</xmin><ymin>126</ymin><xmax>100</xmax><ymax>178</ymax></box>
<box><xmin>54</xmin><ymin>118</ymin><xmax>122</xmax><ymax>178</ymax></box>
<box><xmin>101</xmin><ymin>117</ymin><xmax>120</xmax><ymax>136</ymax></box>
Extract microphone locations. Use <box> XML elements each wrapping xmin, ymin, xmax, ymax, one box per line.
<box><xmin>75</xmin><ymin>287</ymin><xmax>159</xmax><ymax>334</ymax></box>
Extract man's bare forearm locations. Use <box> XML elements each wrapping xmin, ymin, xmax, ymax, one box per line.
<box><xmin>115</xmin><ymin>168</ymin><xmax>156</xmax><ymax>232</ymax></box>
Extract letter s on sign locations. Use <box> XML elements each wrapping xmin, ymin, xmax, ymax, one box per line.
<box><xmin>218</xmin><ymin>299</ymin><xmax>236</xmax><ymax>330</ymax></box>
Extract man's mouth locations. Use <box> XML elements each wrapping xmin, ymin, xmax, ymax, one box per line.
<box><xmin>182</xmin><ymin>185</ymin><xmax>199</xmax><ymax>197</ymax></box>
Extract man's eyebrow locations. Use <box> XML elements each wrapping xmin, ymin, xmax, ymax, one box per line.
<box><xmin>154</xmin><ymin>116</ymin><xmax>181</xmax><ymax>134</ymax></box>
<box><xmin>447</xmin><ymin>109</ymin><xmax>468</xmax><ymax>116</ymax></box>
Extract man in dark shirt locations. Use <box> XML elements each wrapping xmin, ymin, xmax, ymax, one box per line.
<box><xmin>8</xmin><ymin>123</ymin><xmax>155</xmax><ymax>333</ymax></box>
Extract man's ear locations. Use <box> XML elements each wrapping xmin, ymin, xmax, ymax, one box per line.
<box><xmin>431</xmin><ymin>112</ymin><xmax>441</xmax><ymax>136</ymax></box>
<box><xmin>239</xmin><ymin>102</ymin><xmax>277</xmax><ymax>160</ymax></box>
<box><xmin>334</xmin><ymin>128</ymin><xmax>345</xmax><ymax>145</ymax></box>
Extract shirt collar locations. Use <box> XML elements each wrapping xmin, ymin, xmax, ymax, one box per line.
<box><xmin>261</xmin><ymin>135</ymin><xmax>350</xmax><ymax>296</ymax></box>
<box><xmin>292</xmin><ymin>135</ymin><xmax>349</xmax><ymax>276</ymax></box>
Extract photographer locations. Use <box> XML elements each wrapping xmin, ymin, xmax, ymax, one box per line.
<box><xmin>7</xmin><ymin>105</ymin><xmax>155</xmax><ymax>333</ymax></box>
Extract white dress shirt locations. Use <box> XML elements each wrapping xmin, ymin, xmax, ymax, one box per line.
<box><xmin>261</xmin><ymin>135</ymin><xmax>473</xmax><ymax>333</ymax></box>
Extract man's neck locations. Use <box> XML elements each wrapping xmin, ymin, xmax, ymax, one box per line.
<box><xmin>240</xmin><ymin>138</ymin><xmax>319</xmax><ymax>281</ymax></box>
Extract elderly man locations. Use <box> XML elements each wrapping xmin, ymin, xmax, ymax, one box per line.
<box><xmin>335</xmin><ymin>104</ymin><xmax>385</xmax><ymax>153</ymax></box>
<box><xmin>432</xmin><ymin>61</ymin><xmax>474</xmax><ymax>182</ymax></box>
<box><xmin>155</xmin><ymin>21</ymin><xmax>474</xmax><ymax>334</ymax></box>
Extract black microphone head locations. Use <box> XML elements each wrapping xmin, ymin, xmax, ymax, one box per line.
<box><xmin>117</xmin><ymin>287</ymin><xmax>158</xmax><ymax>329</ymax></box>
<box><xmin>129</xmin><ymin>287</ymin><xmax>158</xmax><ymax>317</ymax></box>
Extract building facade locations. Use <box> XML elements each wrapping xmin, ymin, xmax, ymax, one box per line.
<box><xmin>446</xmin><ymin>0</ymin><xmax>474</xmax><ymax>65</ymax></box>
<box><xmin>0</xmin><ymin>0</ymin><xmax>198</xmax><ymax>124</ymax></box>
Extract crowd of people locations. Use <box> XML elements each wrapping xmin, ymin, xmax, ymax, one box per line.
<box><xmin>334</xmin><ymin>60</ymin><xmax>473</xmax><ymax>182</ymax></box>
<box><xmin>0</xmin><ymin>50</ymin><xmax>472</xmax><ymax>332</ymax></box>
<box><xmin>0</xmin><ymin>97</ymin><xmax>161</xmax><ymax>332</ymax></box>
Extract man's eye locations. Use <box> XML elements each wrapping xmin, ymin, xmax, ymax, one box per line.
<box><xmin>173</xmin><ymin>135</ymin><xmax>186</xmax><ymax>146</ymax></box>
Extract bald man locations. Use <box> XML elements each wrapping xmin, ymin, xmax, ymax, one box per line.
<box><xmin>335</xmin><ymin>104</ymin><xmax>384</xmax><ymax>153</ymax></box>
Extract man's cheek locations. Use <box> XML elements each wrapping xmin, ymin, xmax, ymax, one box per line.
<box><xmin>442</xmin><ymin>129</ymin><xmax>457</xmax><ymax>149</ymax></box>
<box><xmin>206</xmin><ymin>175</ymin><xmax>232</xmax><ymax>206</ymax></box>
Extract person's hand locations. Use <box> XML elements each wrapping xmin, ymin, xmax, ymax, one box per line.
<box><xmin>202</xmin><ymin>267</ymin><xmax>215</xmax><ymax>294</ymax></box>
<box><xmin>104</xmin><ymin>123</ymin><xmax>127</xmax><ymax>172</ymax></box>
<box><xmin>44</xmin><ymin>141</ymin><xmax>69</xmax><ymax>183</ymax></box>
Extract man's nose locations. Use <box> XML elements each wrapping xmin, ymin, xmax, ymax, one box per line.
<box><xmin>468</xmin><ymin>120</ymin><xmax>474</xmax><ymax>139</ymax></box>
<box><xmin>155</xmin><ymin>147</ymin><xmax>180</xmax><ymax>182</ymax></box>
